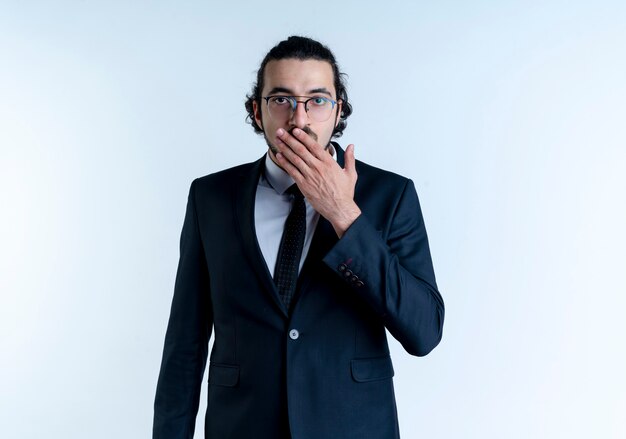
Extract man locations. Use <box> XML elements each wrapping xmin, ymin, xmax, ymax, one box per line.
<box><xmin>153</xmin><ymin>36</ymin><xmax>444</xmax><ymax>439</ymax></box>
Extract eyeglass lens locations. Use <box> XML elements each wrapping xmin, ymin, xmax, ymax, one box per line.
<box><xmin>267</xmin><ymin>97</ymin><xmax>334</xmax><ymax>122</ymax></box>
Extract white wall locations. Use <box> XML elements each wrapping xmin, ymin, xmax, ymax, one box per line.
<box><xmin>1</xmin><ymin>1</ymin><xmax>624</xmax><ymax>438</ymax></box>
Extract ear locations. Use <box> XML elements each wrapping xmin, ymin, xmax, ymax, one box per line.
<box><xmin>253</xmin><ymin>100</ymin><xmax>263</xmax><ymax>130</ymax></box>
<box><xmin>334</xmin><ymin>100</ymin><xmax>343</xmax><ymax>128</ymax></box>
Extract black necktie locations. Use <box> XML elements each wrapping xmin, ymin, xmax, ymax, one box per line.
<box><xmin>274</xmin><ymin>184</ymin><xmax>306</xmax><ymax>311</ymax></box>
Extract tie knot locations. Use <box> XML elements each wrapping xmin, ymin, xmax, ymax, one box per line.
<box><xmin>287</xmin><ymin>184</ymin><xmax>304</xmax><ymax>200</ymax></box>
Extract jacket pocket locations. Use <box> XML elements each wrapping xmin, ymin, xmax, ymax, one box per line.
<box><xmin>351</xmin><ymin>356</ymin><xmax>395</xmax><ymax>383</ymax></box>
<box><xmin>208</xmin><ymin>363</ymin><xmax>240</xmax><ymax>387</ymax></box>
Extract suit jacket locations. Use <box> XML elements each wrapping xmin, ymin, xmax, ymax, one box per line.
<box><xmin>153</xmin><ymin>143</ymin><xmax>445</xmax><ymax>439</ymax></box>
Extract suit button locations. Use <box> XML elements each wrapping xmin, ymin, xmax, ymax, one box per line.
<box><xmin>350</xmin><ymin>275</ymin><xmax>358</xmax><ymax>283</ymax></box>
<box><xmin>338</xmin><ymin>263</ymin><xmax>347</xmax><ymax>272</ymax></box>
<box><xmin>343</xmin><ymin>269</ymin><xmax>353</xmax><ymax>278</ymax></box>
<box><xmin>289</xmin><ymin>329</ymin><xmax>300</xmax><ymax>340</ymax></box>
<box><xmin>355</xmin><ymin>280</ymin><xmax>364</xmax><ymax>288</ymax></box>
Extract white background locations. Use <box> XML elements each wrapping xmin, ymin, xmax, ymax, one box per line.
<box><xmin>1</xmin><ymin>1</ymin><xmax>625</xmax><ymax>438</ymax></box>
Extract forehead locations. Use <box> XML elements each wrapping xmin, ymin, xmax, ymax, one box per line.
<box><xmin>262</xmin><ymin>59</ymin><xmax>335</xmax><ymax>95</ymax></box>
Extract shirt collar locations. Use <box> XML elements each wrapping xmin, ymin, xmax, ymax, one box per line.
<box><xmin>264</xmin><ymin>153</ymin><xmax>294</xmax><ymax>196</ymax></box>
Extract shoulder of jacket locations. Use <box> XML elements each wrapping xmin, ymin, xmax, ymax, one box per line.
<box><xmin>355</xmin><ymin>159</ymin><xmax>411</xmax><ymax>188</ymax></box>
<box><xmin>192</xmin><ymin>158</ymin><xmax>262</xmax><ymax>190</ymax></box>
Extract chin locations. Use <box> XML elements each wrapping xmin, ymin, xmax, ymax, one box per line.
<box><xmin>264</xmin><ymin>135</ymin><xmax>280</xmax><ymax>156</ymax></box>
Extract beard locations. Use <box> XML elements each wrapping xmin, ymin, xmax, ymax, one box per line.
<box><xmin>263</xmin><ymin>126</ymin><xmax>331</xmax><ymax>156</ymax></box>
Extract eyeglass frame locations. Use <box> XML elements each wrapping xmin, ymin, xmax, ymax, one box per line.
<box><xmin>261</xmin><ymin>95</ymin><xmax>340</xmax><ymax>121</ymax></box>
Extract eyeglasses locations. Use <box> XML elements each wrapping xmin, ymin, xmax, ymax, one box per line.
<box><xmin>262</xmin><ymin>95</ymin><xmax>339</xmax><ymax>122</ymax></box>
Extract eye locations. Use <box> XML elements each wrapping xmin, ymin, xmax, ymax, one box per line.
<box><xmin>311</xmin><ymin>97</ymin><xmax>328</xmax><ymax>106</ymax></box>
<box><xmin>271</xmin><ymin>96</ymin><xmax>290</xmax><ymax>105</ymax></box>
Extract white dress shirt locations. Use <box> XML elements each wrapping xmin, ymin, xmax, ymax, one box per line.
<box><xmin>254</xmin><ymin>147</ymin><xmax>335</xmax><ymax>276</ymax></box>
<box><xmin>254</xmin><ymin>151</ymin><xmax>320</xmax><ymax>276</ymax></box>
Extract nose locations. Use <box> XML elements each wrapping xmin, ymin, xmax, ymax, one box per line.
<box><xmin>289</xmin><ymin>101</ymin><xmax>308</xmax><ymax>129</ymax></box>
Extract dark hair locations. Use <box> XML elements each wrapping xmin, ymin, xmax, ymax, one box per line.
<box><xmin>245</xmin><ymin>36</ymin><xmax>353</xmax><ymax>138</ymax></box>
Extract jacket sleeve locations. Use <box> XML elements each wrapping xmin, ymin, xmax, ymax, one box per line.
<box><xmin>322</xmin><ymin>179</ymin><xmax>444</xmax><ymax>356</ymax></box>
<box><xmin>153</xmin><ymin>179</ymin><xmax>213</xmax><ymax>439</ymax></box>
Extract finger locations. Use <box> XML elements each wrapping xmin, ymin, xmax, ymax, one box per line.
<box><xmin>291</xmin><ymin>128</ymin><xmax>328</xmax><ymax>160</ymax></box>
<box><xmin>275</xmin><ymin>151</ymin><xmax>304</xmax><ymax>182</ymax></box>
<box><xmin>344</xmin><ymin>144</ymin><xmax>357</xmax><ymax>176</ymax></box>
<box><xmin>276</xmin><ymin>129</ymin><xmax>317</xmax><ymax>166</ymax></box>
<box><xmin>275</xmin><ymin>137</ymin><xmax>313</xmax><ymax>177</ymax></box>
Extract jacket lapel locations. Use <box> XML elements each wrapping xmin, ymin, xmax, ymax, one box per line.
<box><xmin>233</xmin><ymin>155</ymin><xmax>289</xmax><ymax>317</ymax></box>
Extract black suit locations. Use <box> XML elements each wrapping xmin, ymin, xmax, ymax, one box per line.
<box><xmin>153</xmin><ymin>144</ymin><xmax>445</xmax><ymax>439</ymax></box>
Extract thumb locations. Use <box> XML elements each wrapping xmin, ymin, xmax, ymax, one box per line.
<box><xmin>344</xmin><ymin>144</ymin><xmax>356</xmax><ymax>175</ymax></box>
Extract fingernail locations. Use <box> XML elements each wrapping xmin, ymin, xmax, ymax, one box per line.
<box><xmin>293</xmin><ymin>128</ymin><xmax>301</xmax><ymax>135</ymax></box>
<box><xmin>277</xmin><ymin>128</ymin><xmax>285</xmax><ymax>136</ymax></box>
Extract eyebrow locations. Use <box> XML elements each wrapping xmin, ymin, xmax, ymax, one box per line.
<box><xmin>267</xmin><ymin>87</ymin><xmax>333</xmax><ymax>97</ymax></box>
